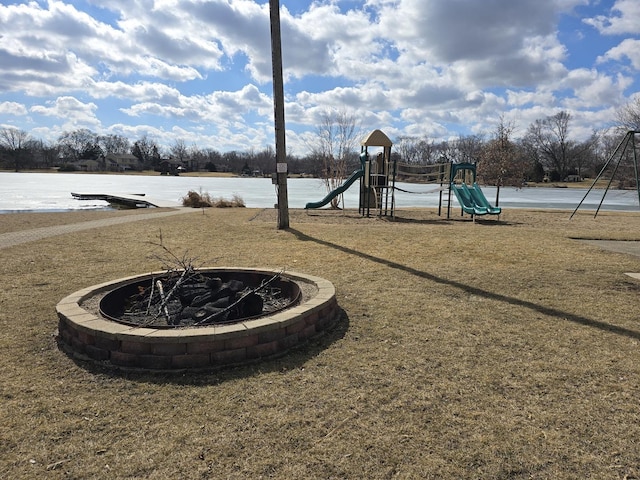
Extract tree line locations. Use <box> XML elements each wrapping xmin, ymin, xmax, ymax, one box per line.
<box><xmin>396</xmin><ymin>105</ymin><xmax>639</xmax><ymax>188</ymax></box>
<box><xmin>0</xmin><ymin>127</ymin><xmax>327</xmax><ymax>177</ymax></box>
<box><xmin>2</xmin><ymin>98</ymin><xmax>640</xmax><ymax>187</ymax></box>
<box><xmin>0</xmin><ymin>128</ymin><xmax>305</xmax><ymax>176</ymax></box>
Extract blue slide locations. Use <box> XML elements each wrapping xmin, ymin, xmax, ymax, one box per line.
<box><xmin>305</xmin><ymin>169</ymin><xmax>364</xmax><ymax>209</ymax></box>
<box><xmin>451</xmin><ymin>183</ymin><xmax>501</xmax><ymax>216</ymax></box>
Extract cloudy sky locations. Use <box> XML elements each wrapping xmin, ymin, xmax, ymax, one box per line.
<box><xmin>0</xmin><ymin>0</ymin><xmax>639</xmax><ymax>156</ymax></box>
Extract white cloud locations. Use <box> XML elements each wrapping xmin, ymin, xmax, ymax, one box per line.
<box><xmin>380</xmin><ymin>0</ymin><xmax>557</xmax><ymax>60</ymax></box>
<box><xmin>560</xmin><ymin>69</ymin><xmax>631</xmax><ymax>108</ymax></box>
<box><xmin>121</xmin><ymin>84</ymin><xmax>271</xmax><ymax>124</ymax></box>
<box><xmin>0</xmin><ymin>102</ymin><xmax>28</xmax><ymax>116</ymax></box>
<box><xmin>87</xmin><ymin>80</ymin><xmax>183</xmax><ymax>103</ymax></box>
<box><xmin>583</xmin><ymin>0</ymin><xmax>640</xmax><ymax>35</ymax></box>
<box><xmin>506</xmin><ymin>89</ymin><xmax>556</xmax><ymax>108</ymax></box>
<box><xmin>30</xmin><ymin>96</ymin><xmax>101</xmax><ymax>129</ymax></box>
<box><xmin>598</xmin><ymin>38</ymin><xmax>640</xmax><ymax>71</ymax></box>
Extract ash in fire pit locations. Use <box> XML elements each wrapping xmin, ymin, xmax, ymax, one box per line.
<box><xmin>100</xmin><ymin>269</ymin><xmax>301</xmax><ymax>328</ymax></box>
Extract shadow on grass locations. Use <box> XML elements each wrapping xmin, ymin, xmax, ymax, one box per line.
<box><xmin>385</xmin><ymin>214</ymin><xmax>514</xmax><ymax>226</ymax></box>
<box><xmin>379</xmin><ymin>215</ymin><xmax>456</xmax><ymax>226</ymax></box>
<box><xmin>303</xmin><ymin>208</ymin><xmax>516</xmax><ymax>227</ymax></box>
<box><xmin>65</xmin><ymin>308</ymin><xmax>350</xmax><ymax>385</ymax></box>
<box><xmin>287</xmin><ymin>227</ymin><xmax>640</xmax><ymax>341</ymax></box>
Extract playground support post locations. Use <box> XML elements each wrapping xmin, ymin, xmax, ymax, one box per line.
<box><xmin>389</xmin><ymin>150</ymin><xmax>397</xmax><ymax>217</ymax></box>
<box><xmin>634</xmin><ymin>133</ymin><xmax>640</xmax><ymax>212</ymax></box>
<box><xmin>438</xmin><ymin>162</ymin><xmax>448</xmax><ymax>217</ymax></box>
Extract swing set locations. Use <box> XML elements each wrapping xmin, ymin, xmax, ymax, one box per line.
<box><xmin>570</xmin><ymin>130</ymin><xmax>640</xmax><ymax>219</ymax></box>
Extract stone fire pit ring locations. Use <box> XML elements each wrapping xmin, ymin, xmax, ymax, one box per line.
<box><xmin>56</xmin><ymin>267</ymin><xmax>339</xmax><ymax>371</ymax></box>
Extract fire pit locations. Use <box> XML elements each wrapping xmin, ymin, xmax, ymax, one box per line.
<box><xmin>99</xmin><ymin>269</ymin><xmax>302</xmax><ymax>328</ymax></box>
<box><xmin>56</xmin><ymin>268</ymin><xmax>339</xmax><ymax>371</ymax></box>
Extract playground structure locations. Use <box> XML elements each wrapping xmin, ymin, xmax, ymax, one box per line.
<box><xmin>302</xmin><ymin>129</ymin><xmax>395</xmax><ymax>215</ymax></box>
<box><xmin>359</xmin><ymin>129</ymin><xmax>395</xmax><ymax>217</ymax></box>
<box><xmin>571</xmin><ymin>130</ymin><xmax>640</xmax><ymax>219</ymax></box>
<box><xmin>305</xmin><ymin>129</ymin><xmax>501</xmax><ymax>219</ymax></box>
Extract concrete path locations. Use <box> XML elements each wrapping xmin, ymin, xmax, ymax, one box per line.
<box><xmin>579</xmin><ymin>240</ymin><xmax>640</xmax><ymax>281</ymax></box>
<box><xmin>579</xmin><ymin>239</ymin><xmax>640</xmax><ymax>258</ymax></box>
<box><xmin>0</xmin><ymin>208</ymin><xmax>195</xmax><ymax>250</ymax></box>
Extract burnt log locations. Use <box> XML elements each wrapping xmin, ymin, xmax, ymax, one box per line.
<box><xmin>112</xmin><ymin>270</ymin><xmax>292</xmax><ymax>328</ymax></box>
<box><xmin>177</xmin><ymin>284</ymin><xmax>211</xmax><ymax>305</ymax></box>
<box><xmin>239</xmin><ymin>292</ymin><xmax>263</xmax><ymax>317</ymax></box>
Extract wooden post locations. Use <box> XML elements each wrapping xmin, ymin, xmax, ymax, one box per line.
<box><xmin>269</xmin><ymin>0</ymin><xmax>289</xmax><ymax>229</ymax></box>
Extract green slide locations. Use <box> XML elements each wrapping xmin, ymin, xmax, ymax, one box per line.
<box><xmin>451</xmin><ymin>184</ymin><xmax>488</xmax><ymax>215</ymax></box>
<box><xmin>465</xmin><ymin>183</ymin><xmax>501</xmax><ymax>215</ymax></box>
<box><xmin>305</xmin><ymin>169</ymin><xmax>364</xmax><ymax>209</ymax></box>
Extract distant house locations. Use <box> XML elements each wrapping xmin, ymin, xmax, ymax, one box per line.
<box><xmin>76</xmin><ymin>159</ymin><xmax>100</xmax><ymax>172</ymax></box>
<box><xmin>105</xmin><ymin>154</ymin><xmax>142</xmax><ymax>172</ymax></box>
<box><xmin>159</xmin><ymin>159</ymin><xmax>185</xmax><ymax>175</ymax></box>
<box><xmin>240</xmin><ymin>163</ymin><xmax>262</xmax><ymax>177</ymax></box>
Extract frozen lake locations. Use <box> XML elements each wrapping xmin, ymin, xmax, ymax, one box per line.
<box><xmin>0</xmin><ymin>171</ymin><xmax>638</xmax><ymax>213</ymax></box>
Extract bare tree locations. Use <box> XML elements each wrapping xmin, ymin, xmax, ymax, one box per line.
<box><xmin>98</xmin><ymin>134</ymin><xmax>131</xmax><ymax>156</ymax></box>
<box><xmin>58</xmin><ymin>129</ymin><xmax>98</xmax><ymax>161</ymax></box>
<box><xmin>132</xmin><ymin>135</ymin><xmax>160</xmax><ymax>169</ymax></box>
<box><xmin>34</xmin><ymin>140</ymin><xmax>60</xmax><ymax>168</ymax></box>
<box><xmin>525</xmin><ymin>111</ymin><xmax>574</xmax><ymax>181</ymax></box>
<box><xmin>570</xmin><ymin>131</ymin><xmax>599</xmax><ymax>179</ymax></box>
<box><xmin>253</xmin><ymin>146</ymin><xmax>275</xmax><ymax>175</ymax></box>
<box><xmin>222</xmin><ymin>151</ymin><xmax>241</xmax><ymax>174</ymax></box>
<box><xmin>616</xmin><ymin>97</ymin><xmax>640</xmax><ymax>132</ymax></box>
<box><xmin>595</xmin><ymin>130</ymin><xmax>626</xmax><ymax>176</ymax></box>
<box><xmin>432</xmin><ymin>135</ymin><xmax>485</xmax><ymax>165</ymax></box>
<box><xmin>479</xmin><ymin>117</ymin><xmax>528</xmax><ymax>196</ymax></box>
<box><xmin>170</xmin><ymin>139</ymin><xmax>189</xmax><ymax>167</ymax></box>
<box><xmin>308</xmin><ymin>109</ymin><xmax>361</xmax><ymax>208</ymax></box>
<box><xmin>203</xmin><ymin>148</ymin><xmax>223</xmax><ymax>172</ymax></box>
<box><xmin>188</xmin><ymin>144</ymin><xmax>207</xmax><ymax>172</ymax></box>
<box><xmin>434</xmin><ymin>140</ymin><xmax>455</xmax><ymax>163</ymax></box>
<box><xmin>452</xmin><ymin>134</ymin><xmax>485</xmax><ymax>164</ymax></box>
<box><xmin>395</xmin><ymin>136</ymin><xmax>436</xmax><ymax>164</ymax></box>
<box><xmin>595</xmin><ymin>129</ymin><xmax>639</xmax><ymax>188</ymax></box>
<box><xmin>0</xmin><ymin>127</ymin><xmax>31</xmax><ymax>171</ymax></box>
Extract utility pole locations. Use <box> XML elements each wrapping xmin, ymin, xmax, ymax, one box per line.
<box><xmin>269</xmin><ymin>0</ymin><xmax>289</xmax><ymax>229</ymax></box>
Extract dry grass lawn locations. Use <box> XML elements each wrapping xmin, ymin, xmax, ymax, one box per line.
<box><xmin>1</xmin><ymin>206</ymin><xmax>640</xmax><ymax>479</ymax></box>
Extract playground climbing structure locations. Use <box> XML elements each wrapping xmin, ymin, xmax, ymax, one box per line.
<box><xmin>394</xmin><ymin>160</ymin><xmax>500</xmax><ymax>218</ymax></box>
<box><xmin>305</xmin><ymin>128</ymin><xmax>397</xmax><ymax>217</ymax></box>
<box><xmin>394</xmin><ymin>162</ymin><xmax>451</xmax><ymax>216</ymax></box>
<box><xmin>305</xmin><ymin>129</ymin><xmax>501</xmax><ymax>219</ymax></box>
<box><xmin>359</xmin><ymin>129</ymin><xmax>396</xmax><ymax>217</ymax></box>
